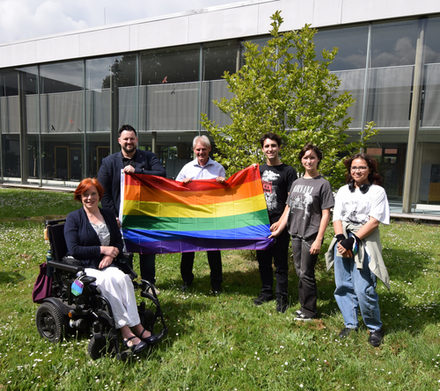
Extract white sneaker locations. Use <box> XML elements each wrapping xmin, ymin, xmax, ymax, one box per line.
<box><xmin>294</xmin><ymin>312</ymin><xmax>314</xmax><ymax>321</ymax></box>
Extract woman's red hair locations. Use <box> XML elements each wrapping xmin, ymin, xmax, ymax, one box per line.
<box><xmin>73</xmin><ymin>178</ymin><xmax>104</xmax><ymax>201</ymax></box>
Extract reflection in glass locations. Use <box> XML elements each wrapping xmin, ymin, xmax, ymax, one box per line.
<box><xmin>40</xmin><ymin>61</ymin><xmax>83</xmax><ymax>92</ymax></box>
<box><xmin>200</xmin><ymin>80</ymin><xmax>233</xmax><ymax>127</ymax></box>
<box><xmin>2</xmin><ymin>135</ymin><xmax>20</xmax><ymax>177</ymax></box>
<box><xmin>0</xmin><ymin>69</ymin><xmax>18</xmax><ymax>96</ymax></box>
<box><xmin>333</xmin><ymin>69</ymin><xmax>365</xmax><ymax>128</ymax></box>
<box><xmin>141</xmin><ymin>46</ymin><xmax>199</xmax><ymax>85</ymax></box>
<box><xmin>90</xmin><ymin>55</ymin><xmax>136</xmax><ymax>90</ymax></box>
<box><xmin>146</xmin><ymin>82</ymin><xmax>199</xmax><ymax>130</ymax></box>
<box><xmin>366</xmin><ymin>144</ymin><xmax>406</xmax><ymax>201</ymax></box>
<box><xmin>424</xmin><ymin>17</ymin><xmax>440</xmax><ymax>64</ymax></box>
<box><xmin>0</xmin><ymin>91</ymin><xmax>19</xmax><ymax>133</ymax></box>
<box><xmin>203</xmin><ymin>41</ymin><xmax>239</xmax><ymax>80</ymax></box>
<box><xmin>418</xmin><ymin>143</ymin><xmax>440</xmax><ymax>203</ymax></box>
<box><xmin>422</xmin><ymin>64</ymin><xmax>440</xmax><ymax>127</ymax></box>
<box><xmin>371</xmin><ymin>20</ymin><xmax>419</xmax><ymax>67</ymax></box>
<box><xmin>39</xmin><ymin>61</ymin><xmax>84</xmax><ymax>134</ymax></box>
<box><xmin>27</xmin><ymin>134</ymin><xmax>39</xmax><ymax>178</ymax></box>
<box><xmin>366</xmin><ymin>66</ymin><xmax>413</xmax><ymax>127</ymax></box>
<box><xmin>316</xmin><ymin>25</ymin><xmax>368</xmax><ymax>71</ymax></box>
<box><xmin>39</xmin><ymin>61</ymin><xmax>84</xmax><ymax>180</ymax></box>
<box><xmin>41</xmin><ymin>134</ymin><xmax>83</xmax><ymax>180</ymax></box>
<box><xmin>17</xmin><ymin>66</ymin><xmax>39</xmax><ymax>179</ymax></box>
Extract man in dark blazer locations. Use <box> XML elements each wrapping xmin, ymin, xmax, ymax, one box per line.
<box><xmin>98</xmin><ymin>124</ymin><xmax>166</xmax><ymax>284</ymax></box>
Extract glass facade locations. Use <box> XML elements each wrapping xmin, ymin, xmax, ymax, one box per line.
<box><xmin>1</xmin><ymin>16</ymin><xmax>440</xmax><ymax>209</ymax></box>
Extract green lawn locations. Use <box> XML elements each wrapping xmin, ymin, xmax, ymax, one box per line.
<box><xmin>0</xmin><ymin>188</ymin><xmax>439</xmax><ymax>390</ymax></box>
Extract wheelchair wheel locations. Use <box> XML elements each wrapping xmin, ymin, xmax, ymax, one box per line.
<box><xmin>36</xmin><ymin>302</ymin><xmax>64</xmax><ymax>343</ymax></box>
<box><xmin>88</xmin><ymin>334</ymin><xmax>117</xmax><ymax>360</ymax></box>
<box><xmin>88</xmin><ymin>335</ymin><xmax>107</xmax><ymax>360</ymax></box>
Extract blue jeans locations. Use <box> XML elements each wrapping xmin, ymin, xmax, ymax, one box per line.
<box><xmin>333</xmin><ymin>243</ymin><xmax>382</xmax><ymax>331</ymax></box>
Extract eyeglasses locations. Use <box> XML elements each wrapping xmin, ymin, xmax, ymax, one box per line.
<box><xmin>351</xmin><ymin>166</ymin><xmax>368</xmax><ymax>171</ymax></box>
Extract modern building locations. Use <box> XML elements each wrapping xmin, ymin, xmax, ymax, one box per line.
<box><xmin>0</xmin><ymin>0</ymin><xmax>439</xmax><ymax>214</ymax></box>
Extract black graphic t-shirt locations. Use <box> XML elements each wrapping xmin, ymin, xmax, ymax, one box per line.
<box><xmin>260</xmin><ymin>163</ymin><xmax>297</xmax><ymax>223</ymax></box>
<box><xmin>287</xmin><ymin>176</ymin><xmax>334</xmax><ymax>239</ymax></box>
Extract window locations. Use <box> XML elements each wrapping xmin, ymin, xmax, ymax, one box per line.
<box><xmin>141</xmin><ymin>46</ymin><xmax>199</xmax><ymax>85</ymax></box>
<box><xmin>371</xmin><ymin>20</ymin><xmax>419</xmax><ymax>67</ymax></box>
<box><xmin>315</xmin><ymin>25</ymin><xmax>368</xmax><ymax>71</ymax></box>
<box><xmin>203</xmin><ymin>41</ymin><xmax>239</xmax><ymax>80</ymax></box>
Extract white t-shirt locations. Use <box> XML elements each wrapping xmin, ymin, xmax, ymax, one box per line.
<box><xmin>333</xmin><ymin>184</ymin><xmax>390</xmax><ymax>225</ymax></box>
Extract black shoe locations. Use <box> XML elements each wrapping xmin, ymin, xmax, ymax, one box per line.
<box><xmin>143</xmin><ymin>334</ymin><xmax>160</xmax><ymax>345</ymax></box>
<box><xmin>181</xmin><ymin>281</ymin><xmax>192</xmax><ymax>292</ymax></box>
<box><xmin>138</xmin><ymin>327</ymin><xmax>159</xmax><ymax>345</ymax></box>
<box><xmin>211</xmin><ymin>289</ymin><xmax>222</xmax><ymax>296</ymax></box>
<box><xmin>276</xmin><ymin>297</ymin><xmax>288</xmax><ymax>313</ymax></box>
<box><xmin>124</xmin><ymin>336</ymin><xmax>147</xmax><ymax>354</ymax></box>
<box><xmin>368</xmin><ymin>328</ymin><xmax>384</xmax><ymax>347</ymax></box>
<box><xmin>338</xmin><ymin>327</ymin><xmax>358</xmax><ymax>339</ymax></box>
<box><xmin>253</xmin><ymin>294</ymin><xmax>274</xmax><ymax>306</ymax></box>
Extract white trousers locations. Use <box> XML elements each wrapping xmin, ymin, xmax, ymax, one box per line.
<box><xmin>85</xmin><ymin>266</ymin><xmax>140</xmax><ymax>329</ymax></box>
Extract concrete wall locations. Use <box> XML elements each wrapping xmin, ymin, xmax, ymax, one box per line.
<box><xmin>0</xmin><ymin>0</ymin><xmax>439</xmax><ymax>68</ymax></box>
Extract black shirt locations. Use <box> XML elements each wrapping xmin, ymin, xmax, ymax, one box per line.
<box><xmin>260</xmin><ymin>163</ymin><xmax>297</xmax><ymax>223</ymax></box>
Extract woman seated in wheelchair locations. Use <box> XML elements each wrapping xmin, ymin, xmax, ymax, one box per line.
<box><xmin>64</xmin><ymin>177</ymin><xmax>158</xmax><ymax>354</ymax></box>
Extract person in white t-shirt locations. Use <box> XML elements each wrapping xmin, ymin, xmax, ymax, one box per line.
<box><xmin>325</xmin><ymin>153</ymin><xmax>390</xmax><ymax>347</ymax></box>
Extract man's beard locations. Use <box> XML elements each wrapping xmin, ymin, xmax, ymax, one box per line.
<box><xmin>122</xmin><ymin>145</ymin><xmax>136</xmax><ymax>155</ymax></box>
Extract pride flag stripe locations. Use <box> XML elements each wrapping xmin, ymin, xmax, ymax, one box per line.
<box><xmin>123</xmin><ymin>179</ymin><xmax>260</xmax><ymax>205</ymax></box>
<box><xmin>122</xmin><ymin>209</ymin><xmax>269</xmax><ymax>231</ymax></box>
<box><xmin>123</xmin><ymin>167</ymin><xmax>258</xmax><ymax>192</ymax></box>
<box><xmin>124</xmin><ymin>225</ymin><xmax>270</xmax><ymax>242</ymax></box>
<box><xmin>123</xmin><ymin>194</ymin><xmax>266</xmax><ymax>218</ymax></box>
<box><xmin>125</xmin><ymin>236</ymin><xmax>271</xmax><ymax>254</ymax></box>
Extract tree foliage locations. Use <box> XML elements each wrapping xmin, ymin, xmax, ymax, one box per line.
<box><xmin>201</xmin><ymin>11</ymin><xmax>377</xmax><ymax>189</ymax></box>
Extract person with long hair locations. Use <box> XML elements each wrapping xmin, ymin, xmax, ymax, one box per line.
<box><xmin>270</xmin><ymin>143</ymin><xmax>333</xmax><ymax>320</ymax></box>
<box><xmin>325</xmin><ymin>153</ymin><xmax>390</xmax><ymax>347</ymax></box>
<box><xmin>64</xmin><ymin>178</ymin><xmax>158</xmax><ymax>354</ymax></box>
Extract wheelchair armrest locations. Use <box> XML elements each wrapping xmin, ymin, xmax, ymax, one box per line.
<box><xmin>47</xmin><ymin>260</ymin><xmax>84</xmax><ymax>274</ymax></box>
<box><xmin>81</xmin><ymin>275</ymin><xmax>96</xmax><ymax>285</ymax></box>
<box><xmin>114</xmin><ymin>253</ymin><xmax>138</xmax><ymax>280</ymax></box>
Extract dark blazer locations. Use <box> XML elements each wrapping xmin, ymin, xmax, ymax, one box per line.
<box><xmin>64</xmin><ymin>207</ymin><xmax>124</xmax><ymax>269</ymax></box>
<box><xmin>97</xmin><ymin>150</ymin><xmax>166</xmax><ymax>216</ymax></box>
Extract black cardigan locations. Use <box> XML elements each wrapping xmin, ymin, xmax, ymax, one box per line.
<box><xmin>64</xmin><ymin>207</ymin><xmax>123</xmax><ymax>269</ymax></box>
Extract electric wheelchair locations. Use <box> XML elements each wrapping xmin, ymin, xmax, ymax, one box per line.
<box><xmin>35</xmin><ymin>219</ymin><xmax>167</xmax><ymax>360</ymax></box>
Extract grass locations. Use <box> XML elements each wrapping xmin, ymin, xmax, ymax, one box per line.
<box><xmin>0</xmin><ymin>188</ymin><xmax>439</xmax><ymax>390</ymax></box>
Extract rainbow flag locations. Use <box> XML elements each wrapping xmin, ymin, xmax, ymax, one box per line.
<box><xmin>120</xmin><ymin>165</ymin><xmax>272</xmax><ymax>254</ymax></box>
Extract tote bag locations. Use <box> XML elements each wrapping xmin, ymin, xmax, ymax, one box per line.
<box><xmin>32</xmin><ymin>263</ymin><xmax>53</xmax><ymax>303</ymax></box>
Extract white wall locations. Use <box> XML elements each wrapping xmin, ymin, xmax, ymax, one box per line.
<box><xmin>0</xmin><ymin>0</ymin><xmax>439</xmax><ymax>68</ymax></box>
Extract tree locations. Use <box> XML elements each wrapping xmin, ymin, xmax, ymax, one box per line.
<box><xmin>201</xmin><ymin>11</ymin><xmax>377</xmax><ymax>189</ymax></box>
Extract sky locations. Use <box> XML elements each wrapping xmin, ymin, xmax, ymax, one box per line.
<box><xmin>0</xmin><ymin>0</ymin><xmax>251</xmax><ymax>44</ymax></box>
